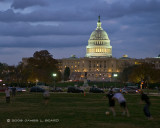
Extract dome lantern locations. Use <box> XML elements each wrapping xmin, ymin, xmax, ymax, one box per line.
<box><xmin>96</xmin><ymin>15</ymin><xmax>102</xmax><ymax>30</ymax></box>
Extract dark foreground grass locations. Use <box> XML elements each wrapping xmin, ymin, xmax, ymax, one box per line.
<box><xmin>0</xmin><ymin>92</ymin><xmax>160</xmax><ymax>128</ymax></box>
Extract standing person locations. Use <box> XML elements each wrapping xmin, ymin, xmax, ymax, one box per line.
<box><xmin>113</xmin><ymin>90</ymin><xmax>130</xmax><ymax>117</ymax></box>
<box><xmin>140</xmin><ymin>90</ymin><xmax>153</xmax><ymax>120</ymax></box>
<box><xmin>43</xmin><ymin>89</ymin><xmax>50</xmax><ymax>105</ymax></box>
<box><xmin>106</xmin><ymin>89</ymin><xmax>116</xmax><ymax>116</ymax></box>
<box><xmin>5</xmin><ymin>87</ymin><xmax>11</xmax><ymax>103</ymax></box>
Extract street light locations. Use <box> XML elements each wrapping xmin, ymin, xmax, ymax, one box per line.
<box><xmin>52</xmin><ymin>73</ymin><xmax>57</xmax><ymax>89</ymax></box>
<box><xmin>102</xmin><ymin>78</ymin><xmax>105</xmax><ymax>89</ymax></box>
<box><xmin>113</xmin><ymin>73</ymin><xmax>118</xmax><ymax>87</ymax></box>
<box><xmin>36</xmin><ymin>79</ymin><xmax>38</xmax><ymax>86</ymax></box>
<box><xmin>113</xmin><ymin>73</ymin><xmax>118</xmax><ymax>77</ymax></box>
<box><xmin>53</xmin><ymin>74</ymin><xmax>57</xmax><ymax>77</ymax></box>
<box><xmin>0</xmin><ymin>79</ymin><xmax>2</xmax><ymax>86</ymax></box>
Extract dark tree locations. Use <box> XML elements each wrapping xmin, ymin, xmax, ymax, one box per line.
<box><xmin>119</xmin><ymin>65</ymin><xmax>137</xmax><ymax>82</ymax></box>
<box><xmin>121</xmin><ymin>63</ymin><xmax>160</xmax><ymax>83</ymax></box>
<box><xmin>0</xmin><ymin>63</ymin><xmax>9</xmax><ymax>82</ymax></box>
<box><xmin>64</xmin><ymin>67</ymin><xmax>70</xmax><ymax>81</ymax></box>
<box><xmin>23</xmin><ymin>50</ymin><xmax>60</xmax><ymax>84</ymax></box>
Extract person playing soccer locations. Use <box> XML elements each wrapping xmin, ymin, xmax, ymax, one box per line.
<box><xmin>106</xmin><ymin>89</ymin><xmax>116</xmax><ymax>116</ymax></box>
<box><xmin>113</xmin><ymin>90</ymin><xmax>130</xmax><ymax>117</ymax></box>
<box><xmin>140</xmin><ymin>90</ymin><xmax>153</xmax><ymax>120</ymax></box>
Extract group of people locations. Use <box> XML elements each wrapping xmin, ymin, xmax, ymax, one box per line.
<box><xmin>5</xmin><ymin>86</ymin><xmax>50</xmax><ymax>105</ymax></box>
<box><xmin>106</xmin><ymin>89</ymin><xmax>130</xmax><ymax>117</ymax></box>
<box><xmin>106</xmin><ymin>88</ymin><xmax>153</xmax><ymax>120</ymax></box>
<box><xmin>4</xmin><ymin>86</ymin><xmax>153</xmax><ymax>119</ymax></box>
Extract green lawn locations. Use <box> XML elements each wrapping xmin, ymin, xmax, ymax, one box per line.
<box><xmin>0</xmin><ymin>92</ymin><xmax>160</xmax><ymax>128</ymax></box>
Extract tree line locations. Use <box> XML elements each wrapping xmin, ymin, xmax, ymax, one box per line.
<box><xmin>0</xmin><ymin>50</ymin><xmax>160</xmax><ymax>87</ymax></box>
<box><xmin>120</xmin><ymin>63</ymin><xmax>160</xmax><ymax>84</ymax></box>
<box><xmin>0</xmin><ymin>50</ymin><xmax>61</xmax><ymax>87</ymax></box>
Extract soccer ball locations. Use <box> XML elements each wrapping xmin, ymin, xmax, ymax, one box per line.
<box><xmin>105</xmin><ymin>111</ymin><xmax>110</xmax><ymax>115</ymax></box>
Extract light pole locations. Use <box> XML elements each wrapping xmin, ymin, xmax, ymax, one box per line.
<box><xmin>113</xmin><ymin>73</ymin><xmax>118</xmax><ymax>87</ymax></box>
<box><xmin>52</xmin><ymin>73</ymin><xmax>57</xmax><ymax>90</ymax></box>
<box><xmin>102</xmin><ymin>78</ymin><xmax>104</xmax><ymax>89</ymax></box>
<box><xmin>36</xmin><ymin>79</ymin><xmax>38</xmax><ymax>86</ymax></box>
<box><xmin>0</xmin><ymin>79</ymin><xmax>2</xmax><ymax>86</ymax></box>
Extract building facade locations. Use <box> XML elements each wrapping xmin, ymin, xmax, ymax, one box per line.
<box><xmin>22</xmin><ymin>17</ymin><xmax>160</xmax><ymax>82</ymax></box>
<box><xmin>58</xmin><ymin>57</ymin><xmax>160</xmax><ymax>82</ymax></box>
<box><xmin>58</xmin><ymin>17</ymin><xmax>160</xmax><ymax>81</ymax></box>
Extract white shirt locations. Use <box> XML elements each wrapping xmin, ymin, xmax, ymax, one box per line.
<box><xmin>43</xmin><ymin>90</ymin><xmax>50</xmax><ymax>97</ymax></box>
<box><xmin>5</xmin><ymin>89</ymin><xmax>10</xmax><ymax>97</ymax></box>
<box><xmin>113</xmin><ymin>93</ymin><xmax>126</xmax><ymax>103</ymax></box>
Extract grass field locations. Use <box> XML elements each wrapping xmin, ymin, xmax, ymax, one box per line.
<box><xmin>0</xmin><ymin>92</ymin><xmax>160</xmax><ymax>128</ymax></box>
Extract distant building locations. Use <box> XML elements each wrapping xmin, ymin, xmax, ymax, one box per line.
<box><xmin>58</xmin><ymin>16</ymin><xmax>160</xmax><ymax>81</ymax></box>
<box><xmin>22</xmin><ymin>17</ymin><xmax>160</xmax><ymax>82</ymax></box>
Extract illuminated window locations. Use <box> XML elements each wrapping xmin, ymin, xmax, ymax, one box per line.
<box><xmin>108</xmin><ymin>69</ymin><xmax>111</xmax><ymax>72</ymax></box>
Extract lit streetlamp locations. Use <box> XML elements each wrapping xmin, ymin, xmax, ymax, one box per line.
<box><xmin>113</xmin><ymin>73</ymin><xmax>118</xmax><ymax>87</ymax></box>
<box><xmin>36</xmin><ymin>79</ymin><xmax>39</xmax><ymax>86</ymax></box>
<box><xmin>53</xmin><ymin>73</ymin><xmax>57</xmax><ymax>89</ymax></box>
<box><xmin>53</xmin><ymin>73</ymin><xmax>57</xmax><ymax>77</ymax></box>
<box><xmin>113</xmin><ymin>73</ymin><xmax>118</xmax><ymax>77</ymax></box>
<box><xmin>0</xmin><ymin>79</ymin><xmax>2</xmax><ymax>86</ymax></box>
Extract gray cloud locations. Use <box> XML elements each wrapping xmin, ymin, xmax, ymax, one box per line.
<box><xmin>0</xmin><ymin>9</ymin><xmax>95</xmax><ymax>22</ymax></box>
<box><xmin>0</xmin><ymin>35</ymin><xmax>88</xmax><ymax>48</ymax></box>
<box><xmin>0</xmin><ymin>0</ymin><xmax>160</xmax><ymax>65</ymax></box>
<box><xmin>0</xmin><ymin>22</ymin><xmax>95</xmax><ymax>37</ymax></box>
<box><xmin>11</xmin><ymin>0</ymin><xmax>48</xmax><ymax>9</ymax></box>
<box><xmin>0</xmin><ymin>0</ymin><xmax>159</xmax><ymax>22</ymax></box>
<box><xmin>92</xmin><ymin>0</ymin><xmax>160</xmax><ymax>18</ymax></box>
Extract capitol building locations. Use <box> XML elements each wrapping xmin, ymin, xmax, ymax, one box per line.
<box><xmin>22</xmin><ymin>17</ymin><xmax>160</xmax><ymax>82</ymax></box>
<box><xmin>58</xmin><ymin>17</ymin><xmax>160</xmax><ymax>81</ymax></box>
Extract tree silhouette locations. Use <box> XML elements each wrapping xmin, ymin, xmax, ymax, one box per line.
<box><xmin>23</xmin><ymin>50</ymin><xmax>60</xmax><ymax>84</ymax></box>
<box><xmin>64</xmin><ymin>67</ymin><xmax>70</xmax><ymax>81</ymax></box>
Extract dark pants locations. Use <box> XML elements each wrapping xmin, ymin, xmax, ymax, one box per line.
<box><xmin>6</xmin><ymin>97</ymin><xmax>10</xmax><ymax>103</ymax></box>
<box><xmin>143</xmin><ymin>104</ymin><xmax>151</xmax><ymax>117</ymax></box>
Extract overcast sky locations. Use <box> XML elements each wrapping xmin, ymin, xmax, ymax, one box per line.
<box><xmin>0</xmin><ymin>0</ymin><xmax>160</xmax><ymax>65</ymax></box>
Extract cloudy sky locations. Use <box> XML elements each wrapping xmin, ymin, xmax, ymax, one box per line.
<box><xmin>0</xmin><ymin>0</ymin><xmax>160</xmax><ymax>65</ymax></box>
